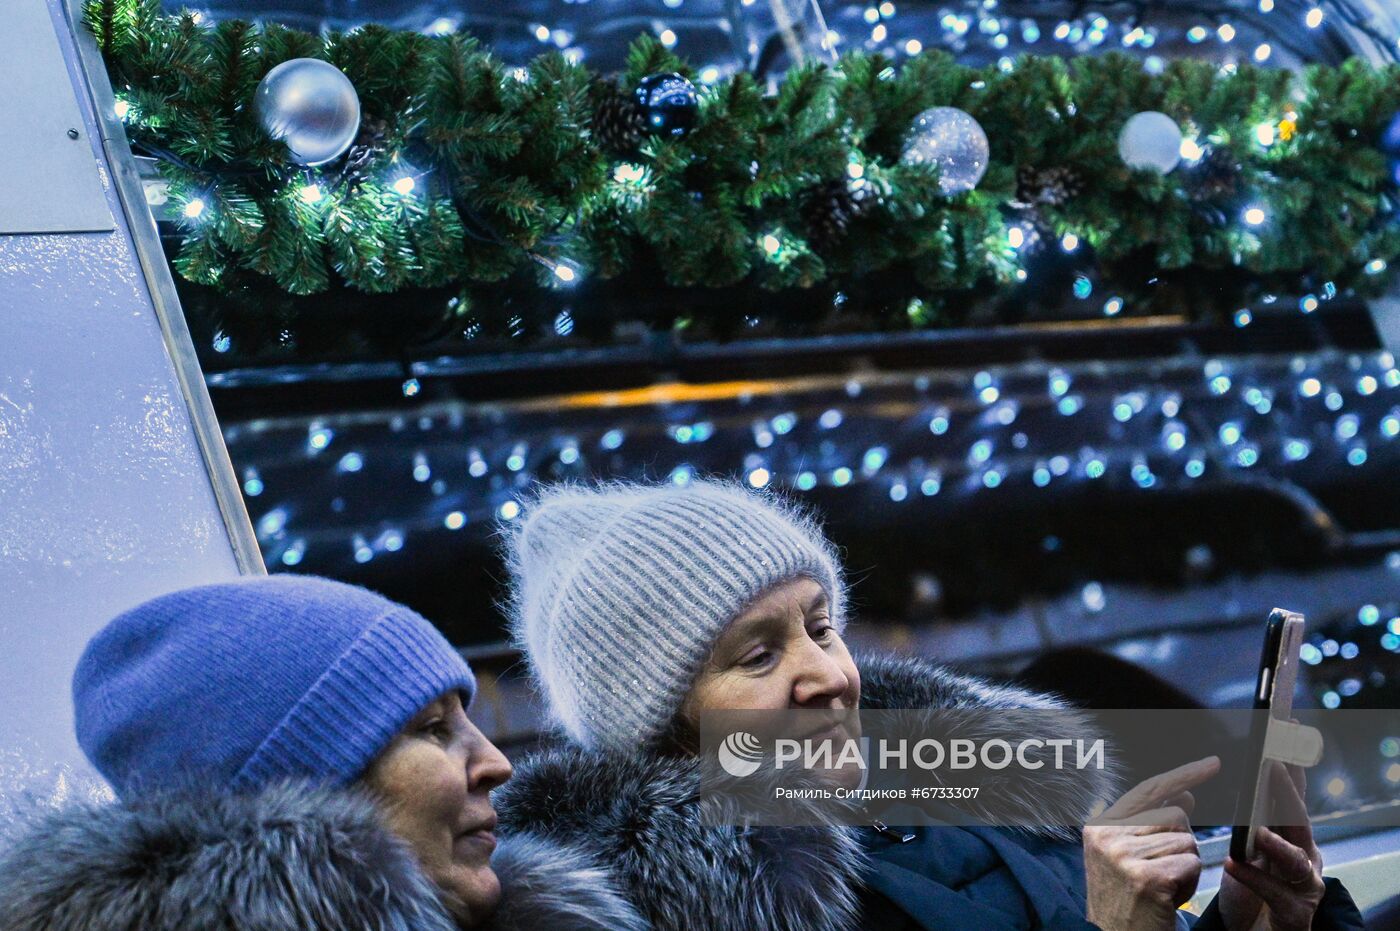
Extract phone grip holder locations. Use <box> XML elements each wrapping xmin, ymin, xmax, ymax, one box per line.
<box><xmin>1262</xmin><ymin>718</ymin><xmax>1324</xmax><ymax>768</ymax></box>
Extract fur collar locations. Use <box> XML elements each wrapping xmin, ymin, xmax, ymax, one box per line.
<box><xmin>489</xmin><ymin>831</ymin><xmax>648</xmax><ymax>931</ymax></box>
<box><xmin>0</xmin><ymin>781</ymin><xmax>642</xmax><ymax>931</ymax></box>
<box><xmin>857</xmin><ymin>652</ymin><xmax>1119</xmax><ymax>840</ymax></box>
<box><xmin>495</xmin><ymin>744</ymin><xmax>865</xmax><ymax>931</ymax></box>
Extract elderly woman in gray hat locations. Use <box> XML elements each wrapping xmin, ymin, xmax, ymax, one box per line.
<box><xmin>494</xmin><ymin>480</ymin><xmax>1357</xmax><ymax>931</ymax></box>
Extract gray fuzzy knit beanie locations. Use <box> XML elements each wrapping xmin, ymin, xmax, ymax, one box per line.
<box><xmin>503</xmin><ymin>481</ymin><xmax>846</xmax><ymax>750</ymax></box>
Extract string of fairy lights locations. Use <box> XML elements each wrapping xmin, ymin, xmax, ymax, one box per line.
<box><xmin>1297</xmin><ymin>597</ymin><xmax>1400</xmax><ymax>808</ymax></box>
<box><xmin>455</xmin><ymin>0</ymin><xmax>1400</xmax><ymax>78</ymax></box>
<box><xmin>226</xmin><ymin>343</ymin><xmax>1400</xmax><ymax>582</ymax></box>
<box><xmin>200</xmin><ymin>0</ymin><xmax>1400</xmax><ymax>71</ymax></box>
<box><xmin>220</xmin><ymin>344</ymin><xmax>1400</xmax><ymax>802</ymax></box>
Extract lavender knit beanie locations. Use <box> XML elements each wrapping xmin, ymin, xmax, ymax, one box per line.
<box><xmin>73</xmin><ymin>575</ymin><xmax>475</xmax><ymax>798</ymax></box>
<box><xmin>503</xmin><ymin>481</ymin><xmax>845</xmax><ymax>750</ymax></box>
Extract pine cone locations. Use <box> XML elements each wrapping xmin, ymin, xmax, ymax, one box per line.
<box><xmin>1191</xmin><ymin>146</ymin><xmax>1241</xmax><ymax>201</ymax></box>
<box><xmin>341</xmin><ymin>117</ymin><xmax>390</xmax><ymax>184</ymax></box>
<box><xmin>592</xmin><ymin>83</ymin><xmax>646</xmax><ymax>156</ymax></box>
<box><xmin>804</xmin><ymin>179</ymin><xmax>865</xmax><ymax>251</ymax></box>
<box><xmin>1014</xmin><ymin>165</ymin><xmax>1083</xmax><ymax>208</ymax></box>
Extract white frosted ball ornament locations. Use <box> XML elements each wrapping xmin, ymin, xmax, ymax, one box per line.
<box><xmin>901</xmin><ymin>106</ymin><xmax>990</xmax><ymax>195</ymax></box>
<box><xmin>255</xmin><ymin>58</ymin><xmax>362</xmax><ymax>167</ymax></box>
<box><xmin>1118</xmin><ymin>111</ymin><xmax>1182</xmax><ymax>174</ymax></box>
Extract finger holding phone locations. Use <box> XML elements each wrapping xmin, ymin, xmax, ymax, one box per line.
<box><xmin>1217</xmin><ymin>761</ymin><xmax>1325</xmax><ymax>930</ymax></box>
<box><xmin>1084</xmin><ymin>755</ymin><xmax>1326</xmax><ymax>931</ymax></box>
<box><xmin>1084</xmin><ymin>755</ymin><xmax>1220</xmax><ymax>931</ymax></box>
<box><xmin>1087</xmin><ymin>606</ymin><xmax>1329</xmax><ymax>931</ymax></box>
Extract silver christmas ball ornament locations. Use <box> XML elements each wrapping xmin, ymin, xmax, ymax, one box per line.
<box><xmin>1118</xmin><ymin>111</ymin><xmax>1182</xmax><ymax>174</ymax></box>
<box><xmin>255</xmin><ymin>58</ymin><xmax>361</xmax><ymax>167</ymax></box>
<box><xmin>901</xmin><ymin>106</ymin><xmax>990</xmax><ymax>195</ymax></box>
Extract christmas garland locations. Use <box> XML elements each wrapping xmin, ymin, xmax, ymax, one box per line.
<box><xmin>89</xmin><ymin>0</ymin><xmax>1400</xmax><ymax>332</ymax></box>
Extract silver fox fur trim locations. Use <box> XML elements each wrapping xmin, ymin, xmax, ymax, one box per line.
<box><xmin>496</xmin><ymin>746</ymin><xmax>865</xmax><ymax>931</ymax></box>
<box><xmin>0</xmin><ymin>780</ymin><xmax>644</xmax><ymax>931</ymax></box>
<box><xmin>856</xmin><ymin>651</ymin><xmax>1122</xmax><ymax>841</ymax></box>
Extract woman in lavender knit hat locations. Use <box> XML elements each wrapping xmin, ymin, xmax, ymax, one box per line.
<box><xmin>0</xmin><ymin>574</ymin><xmax>642</xmax><ymax>931</ymax></box>
<box><xmin>494</xmin><ymin>480</ymin><xmax>1353</xmax><ymax>931</ymax></box>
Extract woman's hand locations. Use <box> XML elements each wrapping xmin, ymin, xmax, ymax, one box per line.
<box><xmin>1084</xmin><ymin>756</ymin><xmax>1220</xmax><ymax>931</ymax></box>
<box><xmin>1217</xmin><ymin>762</ymin><xmax>1324</xmax><ymax>931</ymax></box>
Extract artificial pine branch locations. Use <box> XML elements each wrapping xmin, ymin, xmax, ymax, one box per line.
<box><xmin>85</xmin><ymin>0</ymin><xmax>1400</xmax><ymax>324</ymax></box>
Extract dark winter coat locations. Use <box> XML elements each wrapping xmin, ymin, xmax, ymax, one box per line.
<box><xmin>497</xmin><ymin>652</ymin><xmax>1364</xmax><ymax>931</ymax></box>
<box><xmin>494</xmin><ymin>652</ymin><xmax>1115</xmax><ymax>931</ymax></box>
<box><xmin>0</xmin><ymin>780</ymin><xmax>646</xmax><ymax>931</ymax></box>
<box><xmin>853</xmin><ymin>652</ymin><xmax>1108</xmax><ymax>931</ymax></box>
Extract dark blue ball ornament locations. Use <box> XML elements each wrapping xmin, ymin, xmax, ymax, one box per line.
<box><xmin>1381</xmin><ymin>112</ymin><xmax>1400</xmax><ymax>157</ymax></box>
<box><xmin>636</xmin><ymin>73</ymin><xmax>698</xmax><ymax>138</ymax></box>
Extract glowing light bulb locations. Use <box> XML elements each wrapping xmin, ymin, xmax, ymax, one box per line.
<box><xmin>298</xmin><ymin>183</ymin><xmax>322</xmax><ymax>204</ymax></box>
<box><xmin>1305</xmin><ymin>7</ymin><xmax>1323</xmax><ymax>27</ymax></box>
<box><xmin>614</xmin><ymin>162</ymin><xmax>647</xmax><ymax>184</ymax></box>
<box><xmin>1243</xmin><ymin>206</ymin><xmax>1266</xmax><ymax>226</ymax></box>
<box><xmin>393</xmin><ymin>176</ymin><xmax>416</xmax><ymax>195</ymax></box>
<box><xmin>183</xmin><ymin>198</ymin><xmax>206</xmax><ymax>219</ymax></box>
